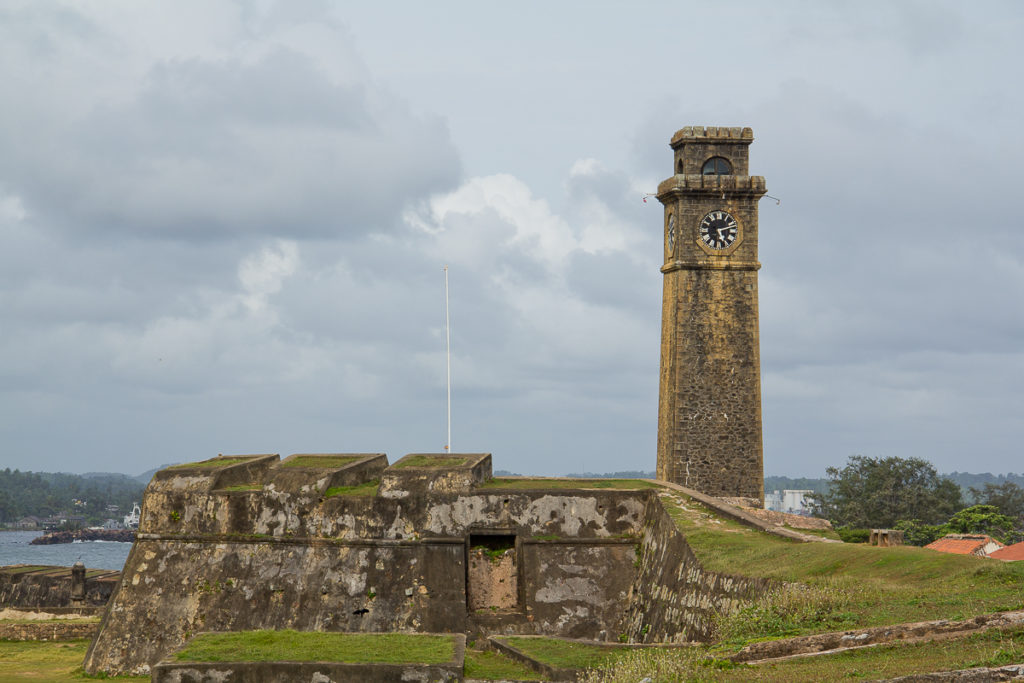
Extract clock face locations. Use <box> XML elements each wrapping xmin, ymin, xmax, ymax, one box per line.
<box><xmin>698</xmin><ymin>210</ymin><xmax>739</xmax><ymax>250</ymax></box>
<box><xmin>666</xmin><ymin>214</ymin><xmax>675</xmax><ymax>253</ymax></box>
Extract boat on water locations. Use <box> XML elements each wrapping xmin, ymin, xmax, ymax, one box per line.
<box><xmin>122</xmin><ymin>503</ymin><xmax>140</xmax><ymax>530</ymax></box>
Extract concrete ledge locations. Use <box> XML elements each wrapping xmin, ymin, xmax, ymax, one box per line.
<box><xmin>488</xmin><ymin>636</ymin><xmax>576</xmax><ymax>681</ymax></box>
<box><xmin>154</xmin><ymin>633</ymin><xmax>465</xmax><ymax>683</ymax></box>
<box><xmin>152</xmin><ymin>659</ymin><xmax>464</xmax><ymax>682</ymax></box>
<box><xmin>880</xmin><ymin>663</ymin><xmax>1024</xmax><ymax>681</ymax></box>
<box><xmin>381</xmin><ymin>453</ymin><xmax>492</xmax><ymax>498</ymax></box>
<box><xmin>151</xmin><ymin>454</ymin><xmax>280</xmax><ymax>492</ymax></box>
<box><xmin>732</xmin><ymin>610</ymin><xmax>1024</xmax><ymax>664</ymax></box>
<box><xmin>488</xmin><ymin>636</ymin><xmax>695</xmax><ymax>682</ymax></box>
<box><xmin>648</xmin><ymin>480</ymin><xmax>836</xmax><ymax>543</ymax></box>
<box><xmin>266</xmin><ymin>453</ymin><xmax>388</xmax><ymax>494</ymax></box>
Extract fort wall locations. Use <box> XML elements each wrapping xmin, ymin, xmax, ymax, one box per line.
<box><xmin>625</xmin><ymin>494</ymin><xmax>769</xmax><ymax>642</ymax></box>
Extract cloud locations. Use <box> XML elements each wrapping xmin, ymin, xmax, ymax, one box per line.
<box><xmin>238</xmin><ymin>241</ymin><xmax>299</xmax><ymax>313</ymax></box>
<box><xmin>0</xmin><ymin>5</ymin><xmax>460</xmax><ymax>243</ymax></box>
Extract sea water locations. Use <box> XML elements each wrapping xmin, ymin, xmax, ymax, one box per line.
<box><xmin>0</xmin><ymin>531</ymin><xmax>132</xmax><ymax>571</ymax></box>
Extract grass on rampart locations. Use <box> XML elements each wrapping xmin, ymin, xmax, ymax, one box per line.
<box><xmin>0</xmin><ymin>565</ymin><xmax>48</xmax><ymax>574</ymax></box>
<box><xmin>658</xmin><ymin>492</ymin><xmax>1024</xmax><ymax>641</ymax></box>
<box><xmin>481</xmin><ymin>478</ymin><xmax>662</xmax><ymax>490</ymax></box>
<box><xmin>464</xmin><ymin>648</ymin><xmax>543</xmax><ymax>680</ymax></box>
<box><xmin>173</xmin><ymin>630</ymin><xmax>455</xmax><ymax>664</ymax></box>
<box><xmin>392</xmin><ymin>455</ymin><xmax>469</xmax><ymax>468</ymax></box>
<box><xmin>502</xmin><ymin>637</ymin><xmax>628</xmax><ymax>670</ymax></box>
<box><xmin>169</xmin><ymin>457</ymin><xmax>253</xmax><ymax>469</ymax></box>
<box><xmin>324</xmin><ymin>479</ymin><xmax>380</xmax><ymax>497</ymax></box>
<box><xmin>281</xmin><ymin>455</ymin><xmax>361</xmax><ymax>469</ymax></box>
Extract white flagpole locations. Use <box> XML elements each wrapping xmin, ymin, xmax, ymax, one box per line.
<box><xmin>444</xmin><ymin>265</ymin><xmax>451</xmax><ymax>455</ymax></box>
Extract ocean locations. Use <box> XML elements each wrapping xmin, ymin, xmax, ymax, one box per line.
<box><xmin>0</xmin><ymin>531</ymin><xmax>132</xmax><ymax>571</ymax></box>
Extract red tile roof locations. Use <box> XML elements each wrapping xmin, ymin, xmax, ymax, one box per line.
<box><xmin>924</xmin><ymin>535</ymin><xmax>1003</xmax><ymax>556</ymax></box>
<box><xmin>989</xmin><ymin>541</ymin><xmax>1024</xmax><ymax>561</ymax></box>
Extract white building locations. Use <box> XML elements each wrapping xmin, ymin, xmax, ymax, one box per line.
<box><xmin>764</xmin><ymin>489</ymin><xmax>815</xmax><ymax>515</ymax></box>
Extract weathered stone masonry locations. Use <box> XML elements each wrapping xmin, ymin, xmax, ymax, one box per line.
<box><xmin>657</xmin><ymin>126</ymin><xmax>766</xmax><ymax>504</ymax></box>
<box><xmin>84</xmin><ymin>452</ymin><xmax>766</xmax><ymax>675</ymax></box>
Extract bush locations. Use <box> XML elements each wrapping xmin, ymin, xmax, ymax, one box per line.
<box><xmin>893</xmin><ymin>519</ymin><xmax>945</xmax><ymax>546</ymax></box>
<box><xmin>714</xmin><ymin>581</ymin><xmax>859</xmax><ymax>643</ymax></box>
<box><xmin>836</xmin><ymin>527</ymin><xmax>871</xmax><ymax>543</ymax></box>
<box><xmin>579</xmin><ymin>647</ymin><xmax>733</xmax><ymax>682</ymax></box>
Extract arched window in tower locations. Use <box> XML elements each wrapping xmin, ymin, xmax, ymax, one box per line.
<box><xmin>701</xmin><ymin>157</ymin><xmax>732</xmax><ymax>175</ymax></box>
<box><xmin>676</xmin><ymin>159</ymin><xmax>684</xmax><ymax>174</ymax></box>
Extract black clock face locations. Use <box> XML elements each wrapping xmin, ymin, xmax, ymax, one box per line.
<box><xmin>666</xmin><ymin>214</ymin><xmax>675</xmax><ymax>253</ymax></box>
<box><xmin>698</xmin><ymin>210</ymin><xmax>738</xmax><ymax>250</ymax></box>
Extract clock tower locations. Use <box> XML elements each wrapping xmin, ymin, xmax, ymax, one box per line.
<box><xmin>656</xmin><ymin>126</ymin><xmax>766</xmax><ymax>505</ymax></box>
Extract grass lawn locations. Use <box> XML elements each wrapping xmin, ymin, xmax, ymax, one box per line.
<box><xmin>463</xmin><ymin>648</ymin><xmax>543</xmax><ymax>680</ymax></box>
<box><xmin>281</xmin><ymin>455</ymin><xmax>361</xmax><ymax>469</ymax></box>
<box><xmin>481</xmin><ymin>478</ymin><xmax>662</xmax><ymax>490</ymax></box>
<box><xmin>324</xmin><ymin>480</ymin><xmax>380</xmax><ymax>497</ymax></box>
<box><xmin>658</xmin><ymin>491</ymin><xmax>1024</xmax><ymax>641</ymax></box>
<box><xmin>502</xmin><ymin>637</ymin><xmax>627</xmax><ymax>670</ymax></box>
<box><xmin>173</xmin><ymin>631</ymin><xmax>455</xmax><ymax>664</ymax></box>
<box><xmin>0</xmin><ymin>640</ymin><xmax>147</xmax><ymax>682</ymax></box>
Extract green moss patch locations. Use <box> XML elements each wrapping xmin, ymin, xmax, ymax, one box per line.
<box><xmin>464</xmin><ymin>648</ymin><xmax>543</xmax><ymax>680</ymax></box>
<box><xmin>324</xmin><ymin>480</ymin><xmax>380</xmax><ymax>498</ymax></box>
<box><xmin>174</xmin><ymin>631</ymin><xmax>456</xmax><ymax>664</ymax></box>
<box><xmin>281</xmin><ymin>455</ymin><xmax>362</xmax><ymax>469</ymax></box>
<box><xmin>481</xmin><ymin>478</ymin><xmax>662</xmax><ymax>490</ymax></box>
<box><xmin>393</xmin><ymin>455</ymin><xmax>469</xmax><ymax>468</ymax></box>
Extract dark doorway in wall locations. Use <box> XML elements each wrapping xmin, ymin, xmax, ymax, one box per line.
<box><xmin>466</xmin><ymin>534</ymin><xmax>518</xmax><ymax>611</ymax></box>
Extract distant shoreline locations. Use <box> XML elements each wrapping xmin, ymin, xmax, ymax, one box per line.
<box><xmin>30</xmin><ymin>529</ymin><xmax>135</xmax><ymax>545</ymax></box>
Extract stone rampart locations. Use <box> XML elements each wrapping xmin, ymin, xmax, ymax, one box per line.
<box><xmin>83</xmin><ymin>454</ymin><xmax>652</xmax><ymax>675</ymax></box>
<box><xmin>0</xmin><ymin>565</ymin><xmax>119</xmax><ymax>608</ymax></box>
<box><xmin>624</xmin><ymin>494</ymin><xmax>769</xmax><ymax>643</ymax></box>
<box><xmin>84</xmin><ymin>452</ymin><xmax>771</xmax><ymax>675</ymax></box>
<box><xmin>0</xmin><ymin>619</ymin><xmax>98</xmax><ymax>641</ymax></box>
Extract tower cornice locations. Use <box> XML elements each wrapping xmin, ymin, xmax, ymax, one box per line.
<box><xmin>661</xmin><ymin>259</ymin><xmax>761</xmax><ymax>273</ymax></box>
<box><xmin>657</xmin><ymin>175</ymin><xmax>766</xmax><ymax>202</ymax></box>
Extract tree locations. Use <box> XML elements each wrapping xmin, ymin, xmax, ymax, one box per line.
<box><xmin>945</xmin><ymin>505</ymin><xmax>1019</xmax><ymax>544</ymax></box>
<box><xmin>810</xmin><ymin>455</ymin><xmax>962</xmax><ymax>529</ymax></box>
<box><xmin>893</xmin><ymin>519</ymin><xmax>945</xmax><ymax>547</ymax></box>
<box><xmin>968</xmin><ymin>482</ymin><xmax>1024</xmax><ymax>521</ymax></box>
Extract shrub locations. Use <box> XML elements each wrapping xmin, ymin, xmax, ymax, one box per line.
<box><xmin>714</xmin><ymin>581</ymin><xmax>859</xmax><ymax>642</ymax></box>
<box><xmin>836</xmin><ymin>527</ymin><xmax>871</xmax><ymax>543</ymax></box>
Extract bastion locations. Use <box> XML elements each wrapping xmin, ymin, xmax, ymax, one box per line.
<box><xmin>84</xmin><ymin>452</ymin><xmax>766</xmax><ymax>676</ymax></box>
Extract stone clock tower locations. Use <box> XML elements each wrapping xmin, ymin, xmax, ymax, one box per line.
<box><xmin>656</xmin><ymin>126</ymin><xmax>766</xmax><ymax>505</ymax></box>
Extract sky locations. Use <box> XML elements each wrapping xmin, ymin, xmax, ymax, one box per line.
<box><xmin>1</xmin><ymin>1</ymin><xmax>1022</xmax><ymax>478</ymax></box>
